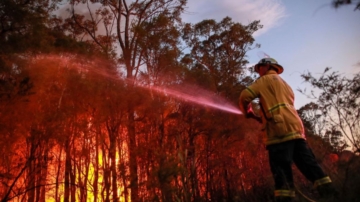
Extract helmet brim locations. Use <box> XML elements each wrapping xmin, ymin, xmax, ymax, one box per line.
<box><xmin>254</xmin><ymin>64</ymin><xmax>261</xmax><ymax>73</ymax></box>
<box><xmin>272</xmin><ymin>64</ymin><xmax>284</xmax><ymax>74</ymax></box>
<box><xmin>254</xmin><ymin>64</ymin><xmax>283</xmax><ymax>74</ymax></box>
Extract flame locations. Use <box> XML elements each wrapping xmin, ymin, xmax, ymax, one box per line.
<box><xmin>42</xmin><ymin>148</ymin><xmax>129</xmax><ymax>202</ymax></box>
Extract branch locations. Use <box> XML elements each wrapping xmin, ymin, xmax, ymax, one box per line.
<box><xmin>70</xmin><ymin>2</ymin><xmax>106</xmax><ymax>52</ymax></box>
<box><xmin>1</xmin><ymin>162</ymin><xmax>28</xmax><ymax>202</ymax></box>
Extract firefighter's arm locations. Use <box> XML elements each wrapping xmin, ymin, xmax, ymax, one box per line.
<box><xmin>239</xmin><ymin>85</ymin><xmax>262</xmax><ymax>123</ymax></box>
<box><xmin>239</xmin><ymin>85</ymin><xmax>259</xmax><ymax>114</ymax></box>
<box><xmin>246</xmin><ymin>107</ymin><xmax>262</xmax><ymax>123</ymax></box>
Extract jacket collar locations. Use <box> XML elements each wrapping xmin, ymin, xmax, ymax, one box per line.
<box><xmin>264</xmin><ymin>70</ymin><xmax>278</xmax><ymax>76</ymax></box>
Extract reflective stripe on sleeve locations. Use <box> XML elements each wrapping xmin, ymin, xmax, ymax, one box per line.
<box><xmin>274</xmin><ymin>189</ymin><xmax>295</xmax><ymax>197</ymax></box>
<box><xmin>314</xmin><ymin>176</ymin><xmax>332</xmax><ymax>188</ymax></box>
<box><xmin>246</xmin><ymin>87</ymin><xmax>257</xmax><ymax>98</ymax></box>
<box><xmin>268</xmin><ymin>103</ymin><xmax>292</xmax><ymax>112</ymax></box>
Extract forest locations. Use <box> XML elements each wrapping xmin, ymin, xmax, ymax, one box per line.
<box><xmin>0</xmin><ymin>0</ymin><xmax>359</xmax><ymax>201</ymax></box>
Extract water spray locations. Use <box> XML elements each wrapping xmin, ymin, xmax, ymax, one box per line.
<box><xmin>84</xmin><ymin>65</ymin><xmax>242</xmax><ymax>114</ymax></box>
<box><xmin>137</xmin><ymin>83</ymin><xmax>242</xmax><ymax>115</ymax></box>
<box><xmin>38</xmin><ymin>54</ymin><xmax>242</xmax><ymax>115</ymax></box>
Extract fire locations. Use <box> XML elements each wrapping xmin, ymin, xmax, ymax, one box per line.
<box><xmin>41</xmin><ymin>147</ymin><xmax>130</xmax><ymax>202</ymax></box>
<box><xmin>1</xmin><ymin>54</ymin><xmax>258</xmax><ymax>202</ymax></box>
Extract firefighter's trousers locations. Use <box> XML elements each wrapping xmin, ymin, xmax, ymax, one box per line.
<box><xmin>266</xmin><ymin>139</ymin><xmax>333</xmax><ymax>201</ymax></box>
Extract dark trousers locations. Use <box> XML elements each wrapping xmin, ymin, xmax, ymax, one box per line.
<box><xmin>267</xmin><ymin>139</ymin><xmax>327</xmax><ymax>190</ymax></box>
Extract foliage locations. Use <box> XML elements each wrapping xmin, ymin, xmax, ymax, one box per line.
<box><xmin>298</xmin><ymin>68</ymin><xmax>360</xmax><ymax>201</ymax></box>
<box><xmin>332</xmin><ymin>0</ymin><xmax>360</xmax><ymax>10</ymax></box>
<box><xmin>0</xmin><ymin>0</ymin><xmax>63</xmax><ymax>53</ymax></box>
<box><xmin>62</xmin><ymin>1</ymin><xmax>187</xmax><ymax>200</ymax></box>
<box><xmin>182</xmin><ymin>17</ymin><xmax>262</xmax><ymax>102</ymax></box>
<box><xmin>299</xmin><ymin>68</ymin><xmax>360</xmax><ymax>152</ymax></box>
<box><xmin>0</xmin><ymin>0</ymin><xmax>358</xmax><ymax>202</ymax></box>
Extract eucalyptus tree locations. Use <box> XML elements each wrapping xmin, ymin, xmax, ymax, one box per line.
<box><xmin>177</xmin><ymin>17</ymin><xmax>264</xmax><ymax>201</ymax></box>
<box><xmin>0</xmin><ymin>0</ymin><xmax>64</xmax><ymax>53</ymax></box>
<box><xmin>182</xmin><ymin>17</ymin><xmax>262</xmax><ymax>101</ymax></box>
<box><xmin>299</xmin><ymin>68</ymin><xmax>360</xmax><ymax>152</ymax></box>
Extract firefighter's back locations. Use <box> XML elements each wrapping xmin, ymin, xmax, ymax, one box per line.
<box><xmin>257</xmin><ymin>71</ymin><xmax>305</xmax><ymax>145</ymax></box>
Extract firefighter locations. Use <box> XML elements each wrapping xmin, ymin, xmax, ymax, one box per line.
<box><xmin>239</xmin><ymin>58</ymin><xmax>337</xmax><ymax>202</ymax></box>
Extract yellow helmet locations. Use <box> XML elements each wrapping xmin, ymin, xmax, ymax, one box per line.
<box><xmin>254</xmin><ymin>58</ymin><xmax>284</xmax><ymax>74</ymax></box>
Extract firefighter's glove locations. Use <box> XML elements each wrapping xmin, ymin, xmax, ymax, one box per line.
<box><xmin>247</xmin><ymin>113</ymin><xmax>262</xmax><ymax>123</ymax></box>
<box><xmin>245</xmin><ymin>108</ymin><xmax>262</xmax><ymax>123</ymax></box>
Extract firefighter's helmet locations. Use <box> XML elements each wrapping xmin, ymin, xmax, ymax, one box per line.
<box><xmin>254</xmin><ymin>58</ymin><xmax>283</xmax><ymax>74</ymax></box>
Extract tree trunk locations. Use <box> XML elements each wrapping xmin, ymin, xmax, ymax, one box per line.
<box><xmin>93</xmin><ymin>130</ymin><xmax>99</xmax><ymax>202</ymax></box>
<box><xmin>101</xmin><ymin>143</ymin><xmax>110</xmax><ymax>202</ymax></box>
<box><xmin>110</xmin><ymin>134</ymin><xmax>118</xmax><ymax>202</ymax></box>
<box><xmin>55</xmin><ymin>147</ymin><xmax>63</xmax><ymax>202</ymax></box>
<box><xmin>127</xmin><ymin>104</ymin><xmax>138</xmax><ymax>201</ymax></box>
<box><xmin>106</xmin><ymin>118</ymin><xmax>120</xmax><ymax>202</ymax></box>
<box><xmin>27</xmin><ymin>160</ymin><xmax>35</xmax><ymax>202</ymax></box>
<box><xmin>27</xmin><ymin>139</ymin><xmax>37</xmax><ymax>202</ymax></box>
<box><xmin>188</xmin><ymin>134</ymin><xmax>199</xmax><ymax>201</ymax></box>
<box><xmin>64</xmin><ymin>139</ymin><xmax>71</xmax><ymax>202</ymax></box>
<box><xmin>117</xmin><ymin>136</ymin><xmax>128</xmax><ymax>202</ymax></box>
<box><xmin>39</xmin><ymin>149</ymin><xmax>48</xmax><ymax>202</ymax></box>
<box><xmin>35</xmin><ymin>161</ymin><xmax>40</xmax><ymax>202</ymax></box>
<box><xmin>78</xmin><ymin>157</ymin><xmax>84</xmax><ymax>202</ymax></box>
<box><xmin>71</xmin><ymin>142</ymin><xmax>76</xmax><ymax>202</ymax></box>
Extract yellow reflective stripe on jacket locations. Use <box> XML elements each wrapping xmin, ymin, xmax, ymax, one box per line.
<box><xmin>266</xmin><ymin>132</ymin><xmax>304</xmax><ymax>145</ymax></box>
<box><xmin>246</xmin><ymin>87</ymin><xmax>257</xmax><ymax>98</ymax></box>
<box><xmin>274</xmin><ymin>190</ymin><xmax>295</xmax><ymax>197</ymax></box>
<box><xmin>239</xmin><ymin>70</ymin><xmax>306</xmax><ymax>146</ymax></box>
<box><xmin>268</xmin><ymin>103</ymin><xmax>292</xmax><ymax>112</ymax></box>
<box><xmin>314</xmin><ymin>176</ymin><xmax>332</xmax><ymax>188</ymax></box>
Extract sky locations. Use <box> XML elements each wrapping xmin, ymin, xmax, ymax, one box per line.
<box><xmin>181</xmin><ymin>0</ymin><xmax>360</xmax><ymax>109</ymax></box>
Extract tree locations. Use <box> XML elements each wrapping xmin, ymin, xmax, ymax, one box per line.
<box><xmin>182</xmin><ymin>17</ymin><xmax>262</xmax><ymax>101</ymax></box>
<box><xmin>299</xmin><ymin>68</ymin><xmax>360</xmax><ymax>152</ymax></box>
<box><xmin>174</xmin><ymin>16</ymin><xmax>269</xmax><ymax>201</ymax></box>
<box><xmin>0</xmin><ymin>0</ymin><xmax>64</xmax><ymax>53</ymax></box>
<box><xmin>65</xmin><ymin>1</ymin><xmax>187</xmax><ymax>200</ymax></box>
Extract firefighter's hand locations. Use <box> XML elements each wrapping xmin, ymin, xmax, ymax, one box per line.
<box><xmin>246</xmin><ymin>111</ymin><xmax>262</xmax><ymax>123</ymax></box>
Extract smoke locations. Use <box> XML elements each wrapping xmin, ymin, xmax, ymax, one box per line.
<box><xmin>32</xmin><ymin>54</ymin><xmax>242</xmax><ymax>115</ymax></box>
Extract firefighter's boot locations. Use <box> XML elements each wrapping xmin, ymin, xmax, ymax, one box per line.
<box><xmin>317</xmin><ymin>183</ymin><xmax>338</xmax><ymax>202</ymax></box>
<box><xmin>274</xmin><ymin>196</ymin><xmax>294</xmax><ymax>202</ymax></box>
<box><xmin>274</xmin><ymin>189</ymin><xmax>295</xmax><ymax>202</ymax></box>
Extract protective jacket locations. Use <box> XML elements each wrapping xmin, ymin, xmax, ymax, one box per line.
<box><xmin>239</xmin><ymin>70</ymin><xmax>305</xmax><ymax>145</ymax></box>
